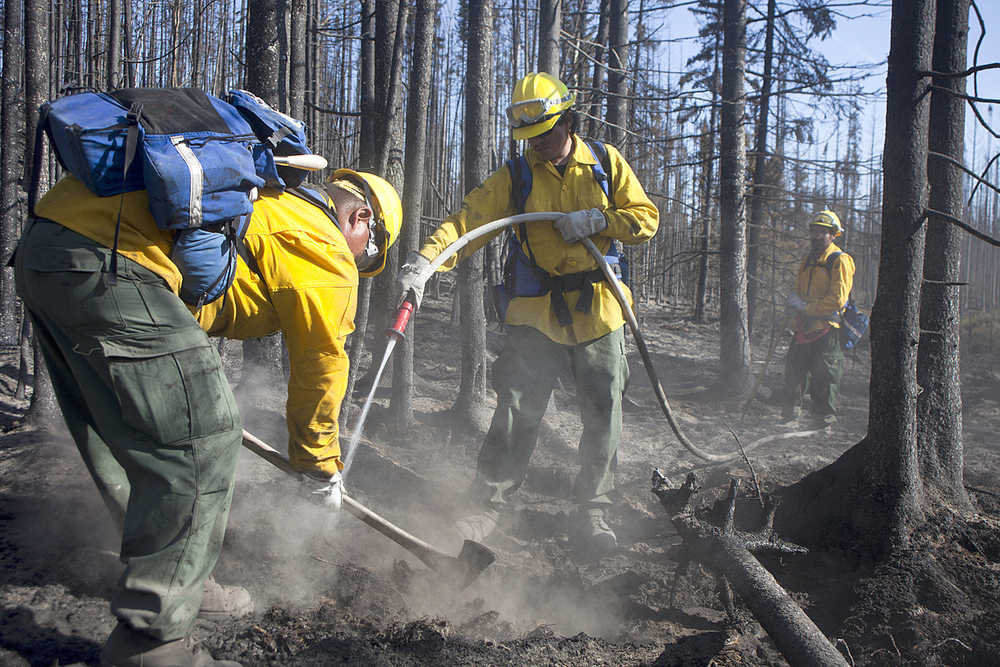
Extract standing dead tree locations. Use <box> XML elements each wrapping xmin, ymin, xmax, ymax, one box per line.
<box><xmin>391</xmin><ymin>0</ymin><xmax>435</xmax><ymax>432</ymax></box>
<box><xmin>451</xmin><ymin>0</ymin><xmax>493</xmax><ymax>423</ymax></box>
<box><xmin>717</xmin><ymin>0</ymin><xmax>751</xmax><ymax>394</ymax></box>
<box><xmin>1</xmin><ymin>0</ymin><xmax>25</xmax><ymax>347</ymax></box>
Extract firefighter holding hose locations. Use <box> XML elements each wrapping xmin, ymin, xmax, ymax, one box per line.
<box><xmin>397</xmin><ymin>72</ymin><xmax>658</xmax><ymax>553</ymax></box>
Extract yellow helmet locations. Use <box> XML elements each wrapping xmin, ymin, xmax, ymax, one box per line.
<box><xmin>327</xmin><ymin>168</ymin><xmax>402</xmax><ymax>277</ymax></box>
<box><xmin>506</xmin><ymin>72</ymin><xmax>576</xmax><ymax>141</ymax></box>
<box><xmin>810</xmin><ymin>209</ymin><xmax>843</xmax><ymax>237</ymax></box>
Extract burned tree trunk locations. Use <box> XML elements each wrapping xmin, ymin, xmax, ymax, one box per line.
<box><xmin>451</xmin><ymin>0</ymin><xmax>492</xmax><ymax>422</ymax></box>
<box><xmin>918</xmin><ymin>0</ymin><xmax>969</xmax><ymax>508</ymax></box>
<box><xmin>391</xmin><ymin>0</ymin><xmax>435</xmax><ymax>432</ymax></box>
<box><xmin>1</xmin><ymin>0</ymin><xmax>25</xmax><ymax>347</ymax></box>
<box><xmin>652</xmin><ymin>472</ymin><xmax>849</xmax><ymax>667</ymax></box>
<box><xmin>717</xmin><ymin>0</ymin><xmax>751</xmax><ymax>394</ymax></box>
<box><xmin>779</xmin><ymin>0</ymin><xmax>937</xmax><ymax>557</ymax></box>
<box><xmin>242</xmin><ymin>0</ymin><xmax>286</xmax><ymax>388</ymax></box>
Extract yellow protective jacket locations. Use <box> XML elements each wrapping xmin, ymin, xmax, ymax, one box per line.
<box><xmin>792</xmin><ymin>243</ymin><xmax>856</xmax><ymax>336</ymax></box>
<box><xmin>35</xmin><ymin>176</ymin><xmax>356</xmax><ymax>476</ymax></box>
<box><xmin>418</xmin><ymin>135</ymin><xmax>659</xmax><ymax>345</ymax></box>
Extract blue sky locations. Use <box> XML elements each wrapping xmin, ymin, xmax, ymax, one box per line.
<box><xmin>662</xmin><ymin>2</ymin><xmax>1000</xmax><ymax>171</ymax></box>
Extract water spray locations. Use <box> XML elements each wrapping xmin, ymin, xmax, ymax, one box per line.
<box><xmin>341</xmin><ymin>299</ymin><xmax>415</xmax><ymax>476</ymax></box>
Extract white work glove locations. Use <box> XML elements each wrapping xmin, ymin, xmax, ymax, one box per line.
<box><xmin>311</xmin><ymin>471</ymin><xmax>344</xmax><ymax>510</ymax></box>
<box><xmin>786</xmin><ymin>293</ymin><xmax>806</xmax><ymax>311</ymax></box>
<box><xmin>396</xmin><ymin>251</ymin><xmax>431</xmax><ymax>309</ymax></box>
<box><xmin>553</xmin><ymin>208</ymin><xmax>608</xmax><ymax>243</ymax></box>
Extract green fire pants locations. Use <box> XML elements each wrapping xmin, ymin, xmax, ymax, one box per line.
<box><xmin>477</xmin><ymin>325</ymin><xmax>629</xmax><ymax>508</ymax></box>
<box><xmin>782</xmin><ymin>327</ymin><xmax>844</xmax><ymax>417</ymax></box>
<box><xmin>14</xmin><ymin>220</ymin><xmax>242</xmax><ymax>642</ymax></box>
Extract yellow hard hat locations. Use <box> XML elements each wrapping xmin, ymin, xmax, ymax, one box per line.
<box><xmin>506</xmin><ymin>72</ymin><xmax>576</xmax><ymax>141</ymax></box>
<box><xmin>810</xmin><ymin>209</ymin><xmax>843</xmax><ymax>237</ymax></box>
<box><xmin>327</xmin><ymin>168</ymin><xmax>402</xmax><ymax>277</ymax></box>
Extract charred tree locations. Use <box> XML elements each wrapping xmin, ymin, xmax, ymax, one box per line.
<box><xmin>693</xmin><ymin>26</ymin><xmax>720</xmax><ymax>325</ymax></box>
<box><xmin>585</xmin><ymin>0</ymin><xmax>609</xmax><ymax>140</ymax></box>
<box><xmin>451</xmin><ymin>0</ymin><xmax>493</xmax><ymax>422</ymax></box>
<box><xmin>717</xmin><ymin>0</ymin><xmax>750</xmax><ymax>394</ymax></box>
<box><xmin>652</xmin><ymin>472</ymin><xmax>849</xmax><ymax>667</ymax></box>
<box><xmin>287</xmin><ymin>0</ymin><xmax>307</xmax><ymax>121</ymax></box>
<box><xmin>354</xmin><ymin>0</ymin><xmax>407</xmax><ymax>400</ymax></box>
<box><xmin>604</xmin><ymin>0</ymin><xmax>627</xmax><ymax>146</ymax></box>
<box><xmin>918</xmin><ymin>0</ymin><xmax>970</xmax><ymax>508</ymax></box>
<box><xmin>536</xmin><ymin>0</ymin><xmax>561</xmax><ymax>75</ymax></box>
<box><xmin>780</xmin><ymin>0</ymin><xmax>936</xmax><ymax>556</ymax></box>
<box><xmin>23</xmin><ymin>0</ymin><xmax>59</xmax><ymax>428</ymax></box>
<box><xmin>391</xmin><ymin>0</ymin><xmax>435</xmax><ymax>432</ymax></box>
<box><xmin>342</xmin><ymin>0</ymin><xmax>378</xmax><ymax>421</ymax></box>
<box><xmin>1</xmin><ymin>0</ymin><xmax>25</xmax><ymax>347</ymax></box>
<box><xmin>245</xmin><ymin>0</ymin><xmax>281</xmax><ymax>102</ymax></box>
<box><xmin>746</xmin><ymin>0</ymin><xmax>776</xmax><ymax>336</ymax></box>
<box><xmin>242</xmin><ymin>0</ymin><xmax>286</xmax><ymax>387</ymax></box>
<box><xmin>106</xmin><ymin>0</ymin><xmax>122</xmax><ymax>88</ymax></box>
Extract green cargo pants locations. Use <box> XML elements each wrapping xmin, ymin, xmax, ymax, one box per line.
<box><xmin>14</xmin><ymin>219</ymin><xmax>242</xmax><ymax>642</ymax></box>
<box><xmin>477</xmin><ymin>325</ymin><xmax>629</xmax><ymax>508</ymax></box>
<box><xmin>782</xmin><ymin>327</ymin><xmax>844</xmax><ymax>417</ymax></box>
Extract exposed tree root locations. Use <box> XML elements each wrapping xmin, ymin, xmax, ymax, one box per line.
<box><xmin>651</xmin><ymin>470</ymin><xmax>850</xmax><ymax>667</ymax></box>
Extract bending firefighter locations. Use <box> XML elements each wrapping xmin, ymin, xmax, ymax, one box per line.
<box><xmin>14</xmin><ymin>168</ymin><xmax>401</xmax><ymax>666</ymax></box>
<box><xmin>397</xmin><ymin>72</ymin><xmax>658</xmax><ymax>552</ymax></box>
<box><xmin>781</xmin><ymin>209</ymin><xmax>856</xmax><ymax>428</ymax></box>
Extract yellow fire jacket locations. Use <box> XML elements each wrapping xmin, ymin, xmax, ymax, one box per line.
<box><xmin>418</xmin><ymin>135</ymin><xmax>659</xmax><ymax>345</ymax></box>
<box><xmin>792</xmin><ymin>242</ymin><xmax>856</xmax><ymax>336</ymax></box>
<box><xmin>35</xmin><ymin>176</ymin><xmax>356</xmax><ymax>476</ymax></box>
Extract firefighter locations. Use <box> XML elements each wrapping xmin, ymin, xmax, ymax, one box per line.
<box><xmin>14</xmin><ymin>168</ymin><xmax>401</xmax><ymax>666</ymax></box>
<box><xmin>781</xmin><ymin>209</ymin><xmax>855</xmax><ymax>428</ymax></box>
<box><xmin>397</xmin><ymin>72</ymin><xmax>658</xmax><ymax>553</ymax></box>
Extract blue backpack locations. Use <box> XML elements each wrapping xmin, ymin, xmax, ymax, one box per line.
<box><xmin>825</xmin><ymin>251</ymin><xmax>870</xmax><ymax>350</ymax></box>
<box><xmin>493</xmin><ymin>140</ymin><xmax>628</xmax><ymax>325</ymax></box>
<box><xmin>30</xmin><ymin>87</ymin><xmax>314</xmax><ymax>306</ymax></box>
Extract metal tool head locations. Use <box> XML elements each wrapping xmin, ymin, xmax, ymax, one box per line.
<box><xmin>457</xmin><ymin>539</ymin><xmax>497</xmax><ymax>590</ymax></box>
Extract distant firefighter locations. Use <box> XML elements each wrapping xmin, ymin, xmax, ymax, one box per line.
<box><xmin>781</xmin><ymin>209</ymin><xmax>856</xmax><ymax>428</ymax></box>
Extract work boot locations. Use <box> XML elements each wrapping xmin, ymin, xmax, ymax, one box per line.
<box><xmin>454</xmin><ymin>509</ymin><xmax>500</xmax><ymax>543</ymax></box>
<box><xmin>578</xmin><ymin>508</ymin><xmax>617</xmax><ymax>554</ymax></box>
<box><xmin>199</xmin><ymin>577</ymin><xmax>253</xmax><ymax>619</ymax></box>
<box><xmin>100</xmin><ymin>623</ymin><xmax>242</xmax><ymax>667</ymax></box>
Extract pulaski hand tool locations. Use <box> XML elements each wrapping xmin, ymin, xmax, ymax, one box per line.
<box><xmin>240</xmin><ymin>429</ymin><xmax>495</xmax><ymax>589</ymax></box>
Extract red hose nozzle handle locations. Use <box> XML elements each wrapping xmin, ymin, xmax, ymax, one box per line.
<box><xmin>389</xmin><ymin>298</ymin><xmax>415</xmax><ymax>338</ymax></box>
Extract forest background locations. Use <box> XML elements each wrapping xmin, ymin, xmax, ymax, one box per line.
<box><xmin>0</xmin><ymin>0</ymin><xmax>998</xmax><ymax>521</ymax></box>
<box><xmin>2</xmin><ymin>0</ymin><xmax>999</xmax><ymax>419</ymax></box>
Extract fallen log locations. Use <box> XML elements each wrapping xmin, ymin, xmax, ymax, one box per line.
<box><xmin>652</xmin><ymin>471</ymin><xmax>849</xmax><ymax>667</ymax></box>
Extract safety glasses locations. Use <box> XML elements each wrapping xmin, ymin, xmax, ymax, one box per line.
<box><xmin>505</xmin><ymin>93</ymin><xmax>573</xmax><ymax>128</ymax></box>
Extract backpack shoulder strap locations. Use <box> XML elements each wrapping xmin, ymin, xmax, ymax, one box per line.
<box><xmin>584</xmin><ymin>139</ymin><xmax>613</xmax><ymax>203</ymax></box>
<box><xmin>506</xmin><ymin>155</ymin><xmax>531</xmax><ymax>216</ymax></box>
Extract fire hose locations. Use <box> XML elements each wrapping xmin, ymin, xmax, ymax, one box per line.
<box><xmin>404</xmin><ymin>212</ymin><xmax>741</xmax><ymax>463</ymax></box>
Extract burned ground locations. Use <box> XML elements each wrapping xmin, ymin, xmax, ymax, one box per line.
<box><xmin>1</xmin><ymin>296</ymin><xmax>999</xmax><ymax>665</ymax></box>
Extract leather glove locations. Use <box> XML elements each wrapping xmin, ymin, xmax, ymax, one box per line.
<box><xmin>785</xmin><ymin>294</ymin><xmax>806</xmax><ymax>311</ymax></box>
<box><xmin>396</xmin><ymin>251</ymin><xmax>431</xmax><ymax>309</ymax></box>
<box><xmin>311</xmin><ymin>470</ymin><xmax>344</xmax><ymax>510</ymax></box>
<box><xmin>553</xmin><ymin>208</ymin><xmax>607</xmax><ymax>243</ymax></box>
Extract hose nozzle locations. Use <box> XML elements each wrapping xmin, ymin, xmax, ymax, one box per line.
<box><xmin>389</xmin><ymin>298</ymin><xmax>415</xmax><ymax>339</ymax></box>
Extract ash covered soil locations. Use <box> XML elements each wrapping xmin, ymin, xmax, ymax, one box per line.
<box><xmin>2</xmin><ymin>295</ymin><xmax>999</xmax><ymax>666</ymax></box>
